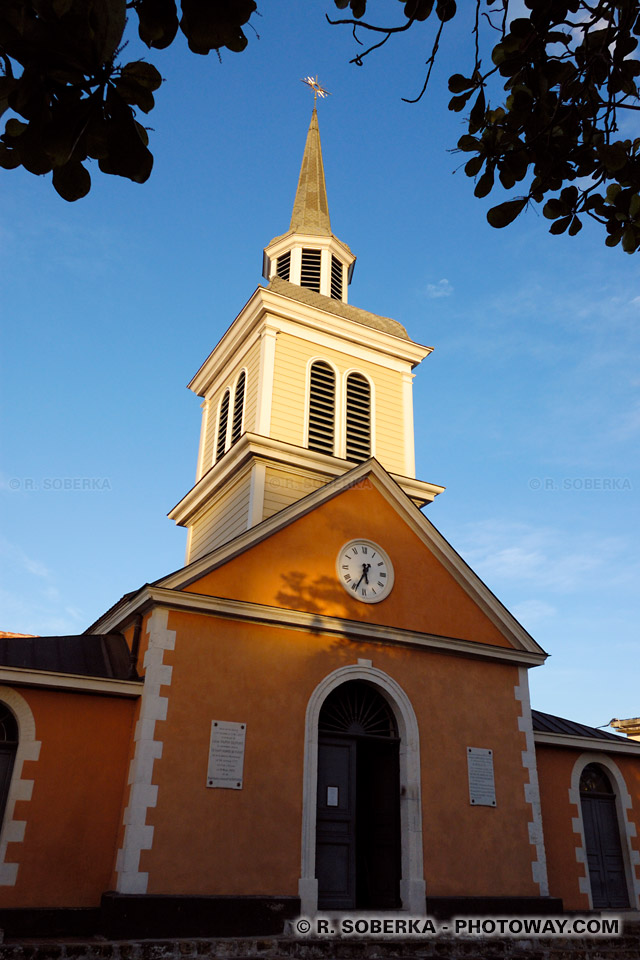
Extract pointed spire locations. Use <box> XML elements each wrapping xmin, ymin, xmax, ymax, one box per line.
<box><xmin>289</xmin><ymin>108</ymin><xmax>332</xmax><ymax>237</ymax></box>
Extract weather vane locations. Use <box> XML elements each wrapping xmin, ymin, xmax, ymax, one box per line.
<box><xmin>301</xmin><ymin>76</ymin><xmax>331</xmax><ymax>104</ymax></box>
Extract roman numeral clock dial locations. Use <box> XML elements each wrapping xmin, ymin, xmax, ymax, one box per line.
<box><xmin>336</xmin><ymin>540</ymin><xmax>395</xmax><ymax>603</ymax></box>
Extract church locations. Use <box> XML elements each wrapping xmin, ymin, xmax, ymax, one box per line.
<box><xmin>0</xmin><ymin>105</ymin><xmax>638</xmax><ymax>939</ymax></box>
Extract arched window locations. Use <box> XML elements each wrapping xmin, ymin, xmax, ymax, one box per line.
<box><xmin>319</xmin><ymin>681</ymin><xmax>397</xmax><ymax>738</ymax></box>
<box><xmin>216</xmin><ymin>390</ymin><xmax>230</xmax><ymax>463</ymax></box>
<box><xmin>231</xmin><ymin>371</ymin><xmax>246</xmax><ymax>446</ymax></box>
<box><xmin>345</xmin><ymin>373</ymin><xmax>371</xmax><ymax>462</ymax></box>
<box><xmin>579</xmin><ymin>763</ymin><xmax>630</xmax><ymax>908</ymax></box>
<box><xmin>0</xmin><ymin>705</ymin><xmax>18</xmax><ymax>829</ymax></box>
<box><xmin>308</xmin><ymin>361</ymin><xmax>335</xmax><ymax>455</ymax></box>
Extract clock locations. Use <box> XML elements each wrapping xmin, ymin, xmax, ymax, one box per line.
<box><xmin>336</xmin><ymin>539</ymin><xmax>394</xmax><ymax>603</ymax></box>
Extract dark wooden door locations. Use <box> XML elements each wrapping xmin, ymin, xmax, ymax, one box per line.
<box><xmin>582</xmin><ymin>794</ymin><xmax>630</xmax><ymax>908</ymax></box>
<box><xmin>356</xmin><ymin>737</ymin><xmax>401</xmax><ymax>909</ymax></box>
<box><xmin>316</xmin><ymin>735</ymin><xmax>400</xmax><ymax>909</ymax></box>
<box><xmin>316</xmin><ymin>737</ymin><xmax>357</xmax><ymax>909</ymax></box>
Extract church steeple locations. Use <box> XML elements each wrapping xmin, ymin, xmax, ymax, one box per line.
<box><xmin>170</xmin><ymin>105</ymin><xmax>443</xmax><ymax>565</ymax></box>
<box><xmin>289</xmin><ymin>108</ymin><xmax>331</xmax><ymax>237</ymax></box>
<box><xmin>262</xmin><ymin>106</ymin><xmax>356</xmax><ymax>302</ymax></box>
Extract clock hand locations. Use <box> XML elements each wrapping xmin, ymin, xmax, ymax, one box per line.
<box><xmin>362</xmin><ymin>562</ymin><xmax>371</xmax><ymax>584</ymax></box>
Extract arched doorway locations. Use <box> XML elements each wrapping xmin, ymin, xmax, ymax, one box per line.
<box><xmin>315</xmin><ymin>680</ymin><xmax>400</xmax><ymax>909</ymax></box>
<box><xmin>0</xmin><ymin>704</ymin><xmax>17</xmax><ymax>828</ymax></box>
<box><xmin>580</xmin><ymin>763</ymin><xmax>630</xmax><ymax>909</ymax></box>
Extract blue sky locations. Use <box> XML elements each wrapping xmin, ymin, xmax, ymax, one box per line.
<box><xmin>1</xmin><ymin>3</ymin><xmax>638</xmax><ymax>729</ymax></box>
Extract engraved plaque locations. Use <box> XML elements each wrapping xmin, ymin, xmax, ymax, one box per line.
<box><xmin>207</xmin><ymin>720</ymin><xmax>246</xmax><ymax>789</ymax></box>
<box><xmin>467</xmin><ymin>747</ymin><xmax>496</xmax><ymax>806</ymax></box>
<box><xmin>327</xmin><ymin>786</ymin><xmax>339</xmax><ymax>807</ymax></box>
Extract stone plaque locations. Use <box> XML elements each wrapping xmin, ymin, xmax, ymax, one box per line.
<box><xmin>467</xmin><ymin>747</ymin><xmax>496</xmax><ymax>806</ymax></box>
<box><xmin>207</xmin><ymin>720</ymin><xmax>246</xmax><ymax>789</ymax></box>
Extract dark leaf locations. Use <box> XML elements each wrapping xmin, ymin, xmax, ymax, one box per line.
<box><xmin>435</xmin><ymin>0</ymin><xmax>456</xmax><ymax>22</ymax></box>
<box><xmin>487</xmin><ymin>197</ymin><xmax>527</xmax><ymax>228</ymax></box>
<box><xmin>549</xmin><ymin>216</ymin><xmax>571</xmax><ymax>235</ymax></box>
<box><xmin>448</xmin><ymin>73</ymin><xmax>474</xmax><ymax>94</ymax></box>
<box><xmin>464</xmin><ymin>155</ymin><xmax>484</xmax><ymax>177</ymax></box>
<box><xmin>474</xmin><ymin>167</ymin><xmax>494</xmax><ymax>198</ymax></box>
<box><xmin>543</xmin><ymin>198</ymin><xmax>569</xmax><ymax>220</ymax></box>
<box><xmin>52</xmin><ymin>160</ymin><xmax>91</xmax><ymax>201</ymax></box>
<box><xmin>135</xmin><ymin>0</ymin><xmax>179</xmax><ymax>49</ymax></box>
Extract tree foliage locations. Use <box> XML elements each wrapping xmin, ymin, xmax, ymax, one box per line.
<box><xmin>330</xmin><ymin>0</ymin><xmax>640</xmax><ymax>252</ymax></box>
<box><xmin>0</xmin><ymin>0</ymin><xmax>256</xmax><ymax>200</ymax></box>
<box><xmin>2</xmin><ymin>0</ymin><xmax>639</xmax><ymax>254</ymax></box>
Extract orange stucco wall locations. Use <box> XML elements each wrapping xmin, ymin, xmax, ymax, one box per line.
<box><xmin>138</xmin><ymin>608</ymin><xmax>540</xmax><ymax>899</ymax></box>
<box><xmin>536</xmin><ymin>745</ymin><xmax>640</xmax><ymax>911</ymax></box>
<box><xmin>183</xmin><ymin>481</ymin><xmax>514</xmax><ymax>649</ymax></box>
<box><xmin>0</xmin><ymin>687</ymin><xmax>136</xmax><ymax>908</ymax></box>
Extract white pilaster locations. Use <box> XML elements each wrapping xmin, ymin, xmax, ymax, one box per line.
<box><xmin>256</xmin><ymin>327</ymin><xmax>278</xmax><ymax>436</ymax></box>
<box><xmin>115</xmin><ymin>608</ymin><xmax>176</xmax><ymax>894</ymax></box>
<box><xmin>401</xmin><ymin>370</ymin><xmax>416</xmax><ymax>478</ymax></box>
<box><xmin>514</xmin><ymin>667</ymin><xmax>549</xmax><ymax>895</ymax></box>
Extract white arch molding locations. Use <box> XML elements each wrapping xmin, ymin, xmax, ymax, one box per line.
<box><xmin>298</xmin><ymin>663</ymin><xmax>425</xmax><ymax>915</ymax></box>
<box><xmin>569</xmin><ymin>753</ymin><xmax>640</xmax><ymax>910</ymax></box>
<box><xmin>0</xmin><ymin>687</ymin><xmax>41</xmax><ymax>886</ymax></box>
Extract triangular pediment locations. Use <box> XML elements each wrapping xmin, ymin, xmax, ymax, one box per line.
<box><xmin>156</xmin><ymin>460</ymin><xmax>545</xmax><ymax>656</ymax></box>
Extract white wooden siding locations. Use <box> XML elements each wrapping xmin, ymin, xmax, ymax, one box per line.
<box><xmin>262</xmin><ymin>465</ymin><xmax>325</xmax><ymax>520</ymax></box>
<box><xmin>188</xmin><ymin>471</ymin><xmax>252</xmax><ymax>562</ymax></box>
<box><xmin>270</xmin><ymin>332</ymin><xmax>407</xmax><ymax>474</ymax></box>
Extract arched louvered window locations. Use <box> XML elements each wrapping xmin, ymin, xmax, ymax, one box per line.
<box><xmin>0</xmin><ymin>704</ymin><xmax>17</xmax><ymax>830</ymax></box>
<box><xmin>216</xmin><ymin>389</ymin><xmax>230</xmax><ymax>463</ymax></box>
<box><xmin>231</xmin><ymin>371</ymin><xmax>246</xmax><ymax>446</ymax></box>
<box><xmin>319</xmin><ymin>681</ymin><xmax>397</xmax><ymax>738</ymax></box>
<box><xmin>308</xmin><ymin>361</ymin><xmax>335</xmax><ymax>455</ymax></box>
<box><xmin>301</xmin><ymin>249</ymin><xmax>322</xmax><ymax>293</ymax></box>
<box><xmin>345</xmin><ymin>373</ymin><xmax>371</xmax><ymax>462</ymax></box>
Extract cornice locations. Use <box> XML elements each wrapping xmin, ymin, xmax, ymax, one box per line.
<box><xmin>168</xmin><ymin>435</ymin><xmax>443</xmax><ymax>525</ymax></box>
<box><xmin>0</xmin><ymin>668</ymin><xmax>142</xmax><ymax>698</ymax></box>
<box><xmin>87</xmin><ymin>585</ymin><xmax>546</xmax><ymax>668</ymax></box>
<box><xmin>188</xmin><ymin>286</ymin><xmax>431</xmax><ymax>397</ymax></box>
<box><xmin>534</xmin><ymin>731</ymin><xmax>640</xmax><ymax>756</ymax></box>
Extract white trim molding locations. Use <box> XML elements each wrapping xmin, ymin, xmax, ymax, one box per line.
<box><xmin>514</xmin><ymin>669</ymin><xmax>549</xmax><ymax>894</ymax></box>
<box><xmin>115</xmin><ymin>609</ymin><xmax>176</xmax><ymax>894</ymax></box>
<box><xmin>0</xmin><ymin>687</ymin><xmax>41</xmax><ymax>886</ymax></box>
<box><xmin>568</xmin><ymin>753</ymin><xmax>640</xmax><ymax>910</ymax></box>
<box><xmin>298</xmin><ymin>664</ymin><xmax>425</xmax><ymax>915</ymax></box>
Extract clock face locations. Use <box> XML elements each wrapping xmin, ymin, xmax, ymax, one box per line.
<box><xmin>336</xmin><ymin>539</ymin><xmax>394</xmax><ymax>603</ymax></box>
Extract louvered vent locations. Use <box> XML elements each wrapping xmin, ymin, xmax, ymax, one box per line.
<box><xmin>216</xmin><ymin>390</ymin><xmax>230</xmax><ymax>462</ymax></box>
<box><xmin>330</xmin><ymin>255</ymin><xmax>343</xmax><ymax>300</ymax></box>
<box><xmin>276</xmin><ymin>251</ymin><xmax>291</xmax><ymax>281</ymax></box>
<box><xmin>301</xmin><ymin>248</ymin><xmax>322</xmax><ymax>292</ymax></box>
<box><xmin>231</xmin><ymin>371</ymin><xmax>246</xmax><ymax>446</ymax></box>
<box><xmin>308</xmin><ymin>361</ymin><xmax>335</xmax><ymax>455</ymax></box>
<box><xmin>345</xmin><ymin>373</ymin><xmax>371</xmax><ymax>462</ymax></box>
<box><xmin>319</xmin><ymin>681</ymin><xmax>397</xmax><ymax>738</ymax></box>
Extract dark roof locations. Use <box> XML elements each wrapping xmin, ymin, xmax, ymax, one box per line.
<box><xmin>532</xmin><ymin>709</ymin><xmax>626</xmax><ymax>742</ymax></box>
<box><xmin>0</xmin><ymin>634</ymin><xmax>132</xmax><ymax>680</ymax></box>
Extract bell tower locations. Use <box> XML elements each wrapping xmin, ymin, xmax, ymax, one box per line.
<box><xmin>169</xmin><ymin>107</ymin><xmax>443</xmax><ymax>565</ymax></box>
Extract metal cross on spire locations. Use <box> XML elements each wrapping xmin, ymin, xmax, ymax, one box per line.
<box><xmin>301</xmin><ymin>76</ymin><xmax>331</xmax><ymax>104</ymax></box>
